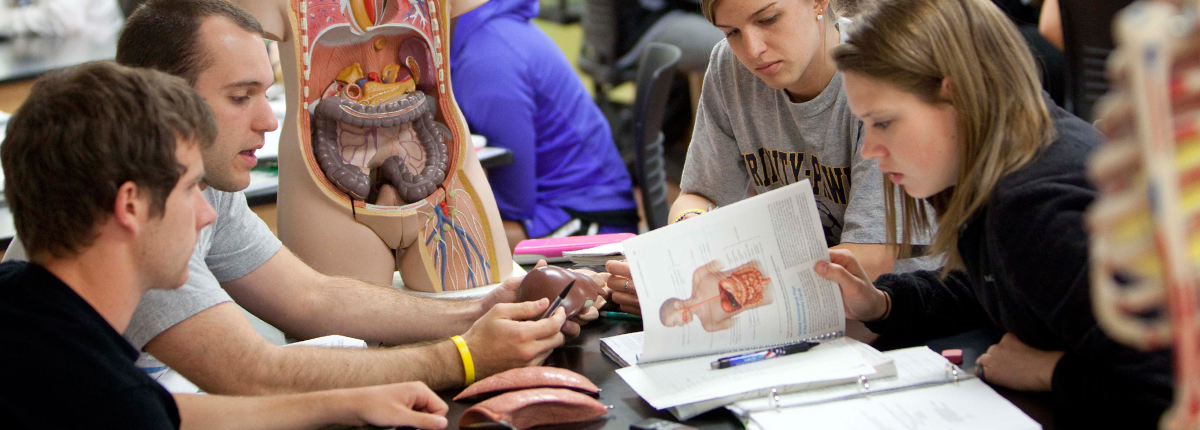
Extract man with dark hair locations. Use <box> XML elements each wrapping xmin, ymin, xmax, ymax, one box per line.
<box><xmin>4</xmin><ymin>0</ymin><xmax>591</xmax><ymax>395</ymax></box>
<box><xmin>0</xmin><ymin>61</ymin><xmax>450</xmax><ymax>430</ymax></box>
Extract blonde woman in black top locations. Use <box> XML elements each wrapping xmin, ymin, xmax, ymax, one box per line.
<box><xmin>816</xmin><ymin>0</ymin><xmax>1173</xmax><ymax>426</ymax></box>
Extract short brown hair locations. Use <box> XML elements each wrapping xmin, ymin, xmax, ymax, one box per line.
<box><xmin>1</xmin><ymin>62</ymin><xmax>218</xmax><ymax>260</ymax></box>
<box><xmin>117</xmin><ymin>0</ymin><xmax>264</xmax><ymax>85</ymax></box>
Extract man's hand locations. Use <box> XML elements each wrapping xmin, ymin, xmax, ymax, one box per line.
<box><xmin>461</xmin><ymin>299</ymin><xmax>567</xmax><ymax>379</ymax></box>
<box><xmin>815</xmin><ymin>249</ymin><xmax>890</xmax><ymax>321</ymax></box>
<box><xmin>975</xmin><ymin>333</ymin><xmax>1064</xmax><ymax>392</ymax></box>
<box><xmin>604</xmin><ymin>260</ymin><xmax>641</xmax><ymax>315</ymax></box>
<box><xmin>479</xmin><ymin>260</ymin><xmax>602</xmax><ymax>337</ymax></box>
<box><xmin>479</xmin><ymin>261</ymin><xmax>550</xmax><ymax>311</ymax></box>
<box><xmin>348</xmin><ymin>381</ymin><xmax>449</xmax><ymax>429</ymax></box>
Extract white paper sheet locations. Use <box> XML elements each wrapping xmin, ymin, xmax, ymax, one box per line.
<box><xmin>669</xmin><ymin>339</ymin><xmax>895</xmax><ymax>420</ymax></box>
<box><xmin>599</xmin><ymin>331</ymin><xmax>644</xmax><ymax>367</ymax></box>
<box><xmin>748</xmin><ymin>378</ymin><xmax>1041</xmax><ymax>430</ymax></box>
<box><xmin>731</xmin><ymin>346</ymin><xmax>966</xmax><ymax>414</ymax></box>
<box><xmin>616</xmin><ymin>338</ymin><xmax>874</xmax><ymax>410</ymax></box>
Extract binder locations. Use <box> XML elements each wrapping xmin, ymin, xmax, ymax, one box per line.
<box><xmin>726</xmin><ymin>346</ymin><xmax>971</xmax><ymax>418</ymax></box>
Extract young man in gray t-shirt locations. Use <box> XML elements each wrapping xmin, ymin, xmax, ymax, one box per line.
<box><xmin>7</xmin><ymin>0</ymin><xmax>586</xmax><ymax>395</ymax></box>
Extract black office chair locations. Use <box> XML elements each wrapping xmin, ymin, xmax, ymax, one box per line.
<box><xmin>1059</xmin><ymin>0</ymin><xmax>1133</xmax><ymax>122</ymax></box>
<box><xmin>632</xmin><ymin>42</ymin><xmax>681</xmax><ymax>231</ymax></box>
<box><xmin>580</xmin><ymin>0</ymin><xmax>721</xmax><ymax>94</ymax></box>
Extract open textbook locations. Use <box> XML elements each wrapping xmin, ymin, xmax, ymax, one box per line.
<box><xmin>614</xmin><ymin>180</ymin><xmax>878</xmax><ymax>411</ymax></box>
<box><xmin>622</xmin><ymin>179</ymin><xmax>847</xmax><ymax>363</ymax></box>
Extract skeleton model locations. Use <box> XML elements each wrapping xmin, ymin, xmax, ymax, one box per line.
<box><xmin>237</xmin><ymin>0</ymin><xmax>512</xmax><ymax>292</ymax></box>
<box><xmin>1089</xmin><ymin>2</ymin><xmax>1200</xmax><ymax>427</ymax></box>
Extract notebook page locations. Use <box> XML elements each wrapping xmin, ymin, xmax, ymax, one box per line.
<box><xmin>730</xmin><ymin>346</ymin><xmax>965</xmax><ymax>413</ymax></box>
<box><xmin>669</xmin><ymin>339</ymin><xmax>894</xmax><ymax>420</ymax></box>
<box><xmin>599</xmin><ymin>331</ymin><xmax>644</xmax><ymax>367</ymax></box>
<box><xmin>616</xmin><ymin>338</ymin><xmax>874</xmax><ymax>410</ymax></box>
<box><xmin>748</xmin><ymin>378</ymin><xmax>1041</xmax><ymax>430</ymax></box>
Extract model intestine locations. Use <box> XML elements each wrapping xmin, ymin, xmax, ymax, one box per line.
<box><xmin>311</xmin><ymin>59</ymin><xmax>448</xmax><ymax>202</ymax></box>
<box><xmin>285</xmin><ymin>0</ymin><xmax>504</xmax><ymax>292</ymax></box>
<box><xmin>1088</xmin><ymin>2</ymin><xmax>1200</xmax><ymax>428</ymax></box>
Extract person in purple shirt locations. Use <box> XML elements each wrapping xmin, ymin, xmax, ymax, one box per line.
<box><xmin>451</xmin><ymin>0</ymin><xmax>639</xmax><ymax>250</ymax></box>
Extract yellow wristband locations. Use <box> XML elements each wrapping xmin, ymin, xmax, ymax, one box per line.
<box><xmin>450</xmin><ymin>335</ymin><xmax>475</xmax><ymax>385</ymax></box>
<box><xmin>673</xmin><ymin>209</ymin><xmax>706</xmax><ymax>224</ymax></box>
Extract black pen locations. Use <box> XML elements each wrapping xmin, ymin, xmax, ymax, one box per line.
<box><xmin>541</xmin><ymin>280</ymin><xmax>575</xmax><ymax>319</ymax></box>
<box><xmin>710</xmin><ymin>341</ymin><xmax>819</xmax><ymax>369</ymax></box>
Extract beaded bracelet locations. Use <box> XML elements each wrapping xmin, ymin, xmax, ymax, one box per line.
<box><xmin>672</xmin><ymin>208</ymin><xmax>707</xmax><ymax>224</ymax></box>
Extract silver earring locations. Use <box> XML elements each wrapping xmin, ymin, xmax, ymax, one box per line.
<box><xmin>817</xmin><ymin>14</ymin><xmax>823</xmax><ymax>20</ymax></box>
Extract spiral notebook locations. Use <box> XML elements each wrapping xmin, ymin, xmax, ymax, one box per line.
<box><xmin>614</xmin><ymin>181</ymin><xmax>876</xmax><ymax>410</ymax></box>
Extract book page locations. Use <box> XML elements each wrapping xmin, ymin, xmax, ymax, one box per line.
<box><xmin>625</xmin><ymin>180</ymin><xmax>845</xmax><ymax>363</ymax></box>
<box><xmin>747</xmin><ymin>379</ymin><xmax>1041</xmax><ymax>430</ymax></box>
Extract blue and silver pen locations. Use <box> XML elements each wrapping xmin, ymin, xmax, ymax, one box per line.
<box><xmin>710</xmin><ymin>341</ymin><xmax>819</xmax><ymax>369</ymax></box>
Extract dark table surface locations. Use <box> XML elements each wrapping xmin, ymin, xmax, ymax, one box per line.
<box><xmin>435</xmin><ymin>320</ymin><xmax>1056</xmax><ymax>430</ymax></box>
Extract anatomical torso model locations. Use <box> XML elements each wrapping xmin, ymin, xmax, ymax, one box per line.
<box><xmin>237</xmin><ymin>0</ymin><xmax>512</xmax><ymax>292</ymax></box>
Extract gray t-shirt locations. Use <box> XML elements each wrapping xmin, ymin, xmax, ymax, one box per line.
<box><xmin>3</xmin><ymin>187</ymin><xmax>282</xmax><ymax>350</ymax></box>
<box><xmin>683</xmin><ymin>41</ymin><xmax>935</xmax><ymax>271</ymax></box>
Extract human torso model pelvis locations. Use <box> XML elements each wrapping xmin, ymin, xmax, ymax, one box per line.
<box><xmin>238</xmin><ymin>0</ymin><xmax>512</xmax><ymax>292</ymax></box>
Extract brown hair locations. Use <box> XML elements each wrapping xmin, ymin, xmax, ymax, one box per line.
<box><xmin>1</xmin><ymin>62</ymin><xmax>218</xmax><ymax>260</ymax></box>
<box><xmin>832</xmin><ymin>0</ymin><xmax>1055</xmax><ymax>272</ymax></box>
<box><xmin>702</xmin><ymin>0</ymin><xmax>847</xmax><ymax>26</ymax></box>
<box><xmin>117</xmin><ymin>0</ymin><xmax>264</xmax><ymax>85</ymax></box>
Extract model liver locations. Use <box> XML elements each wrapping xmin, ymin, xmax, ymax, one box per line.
<box><xmin>516</xmin><ymin>266</ymin><xmax>601</xmax><ymax>318</ymax></box>
<box><xmin>454</xmin><ymin>366</ymin><xmax>599</xmax><ymax>401</ymax></box>
<box><xmin>459</xmin><ymin>388</ymin><xmax>608</xmax><ymax>429</ymax></box>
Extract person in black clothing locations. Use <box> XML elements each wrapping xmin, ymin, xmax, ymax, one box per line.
<box><xmin>0</xmin><ymin>62</ymin><xmax>451</xmax><ymax>429</ymax></box>
<box><xmin>820</xmin><ymin>0</ymin><xmax>1173</xmax><ymax>427</ymax></box>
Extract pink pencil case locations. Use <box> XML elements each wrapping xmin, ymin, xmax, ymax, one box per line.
<box><xmin>513</xmin><ymin>233</ymin><xmax>636</xmax><ymax>264</ymax></box>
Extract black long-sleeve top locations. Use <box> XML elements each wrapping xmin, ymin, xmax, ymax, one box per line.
<box><xmin>865</xmin><ymin>104</ymin><xmax>1173</xmax><ymax>428</ymax></box>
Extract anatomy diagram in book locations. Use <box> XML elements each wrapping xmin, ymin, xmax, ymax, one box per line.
<box><xmin>659</xmin><ymin>260</ymin><xmax>775</xmax><ymax>332</ymax></box>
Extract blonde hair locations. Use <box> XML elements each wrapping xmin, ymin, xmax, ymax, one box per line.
<box><xmin>702</xmin><ymin>0</ymin><xmax>844</xmax><ymax>26</ymax></box>
<box><xmin>832</xmin><ymin>0</ymin><xmax>1055</xmax><ymax>272</ymax></box>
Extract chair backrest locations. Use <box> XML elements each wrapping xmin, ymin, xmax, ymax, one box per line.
<box><xmin>580</xmin><ymin>0</ymin><xmax>622</xmax><ymax>88</ymax></box>
<box><xmin>1059</xmin><ymin>0</ymin><xmax>1133</xmax><ymax>121</ymax></box>
<box><xmin>632</xmin><ymin>42</ymin><xmax>682</xmax><ymax>231</ymax></box>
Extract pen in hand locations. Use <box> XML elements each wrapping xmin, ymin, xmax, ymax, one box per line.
<box><xmin>710</xmin><ymin>341</ymin><xmax>818</xmax><ymax>369</ymax></box>
<box><xmin>540</xmin><ymin>280</ymin><xmax>575</xmax><ymax>319</ymax></box>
